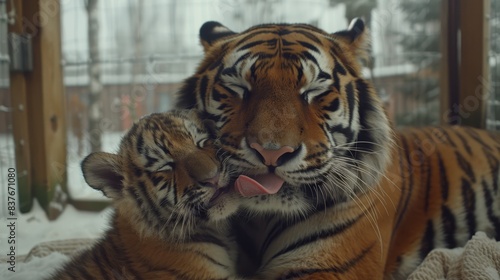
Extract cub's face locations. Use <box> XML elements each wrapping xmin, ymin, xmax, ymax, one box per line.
<box><xmin>82</xmin><ymin>110</ymin><xmax>239</xmax><ymax>239</ymax></box>
<box><xmin>178</xmin><ymin>20</ymin><xmax>392</xmax><ymax>216</ymax></box>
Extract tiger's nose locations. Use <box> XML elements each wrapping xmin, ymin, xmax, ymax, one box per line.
<box><xmin>250</xmin><ymin>143</ymin><xmax>295</xmax><ymax>166</ymax></box>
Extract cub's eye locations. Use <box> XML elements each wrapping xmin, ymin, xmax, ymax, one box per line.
<box><xmin>196</xmin><ymin>138</ymin><xmax>211</xmax><ymax>148</ymax></box>
<box><xmin>156</xmin><ymin>162</ymin><xmax>174</xmax><ymax>172</ymax></box>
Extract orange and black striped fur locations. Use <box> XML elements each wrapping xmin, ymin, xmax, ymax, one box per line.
<box><xmin>50</xmin><ymin>110</ymin><xmax>241</xmax><ymax>280</ymax></box>
<box><xmin>176</xmin><ymin>19</ymin><xmax>500</xmax><ymax>279</ymax></box>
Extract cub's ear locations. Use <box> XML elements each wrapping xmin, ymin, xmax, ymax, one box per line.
<box><xmin>332</xmin><ymin>18</ymin><xmax>369</xmax><ymax>59</ymax></box>
<box><xmin>81</xmin><ymin>152</ymin><xmax>123</xmax><ymax>199</ymax></box>
<box><xmin>199</xmin><ymin>21</ymin><xmax>236</xmax><ymax>52</ymax></box>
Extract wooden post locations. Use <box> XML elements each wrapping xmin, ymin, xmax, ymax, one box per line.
<box><xmin>458</xmin><ymin>0</ymin><xmax>490</xmax><ymax>128</ymax></box>
<box><xmin>21</xmin><ymin>0</ymin><xmax>67</xmax><ymax>220</ymax></box>
<box><xmin>7</xmin><ymin>0</ymin><xmax>32</xmax><ymax>213</ymax></box>
<box><xmin>440</xmin><ymin>0</ymin><xmax>461</xmax><ymax>125</ymax></box>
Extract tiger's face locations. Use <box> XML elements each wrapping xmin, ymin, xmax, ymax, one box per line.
<box><xmin>81</xmin><ymin>110</ymin><xmax>239</xmax><ymax>240</ymax></box>
<box><xmin>178</xmin><ymin>20</ymin><xmax>392</xmax><ymax>216</ymax></box>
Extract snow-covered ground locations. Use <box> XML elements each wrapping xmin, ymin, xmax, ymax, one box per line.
<box><xmin>0</xmin><ymin>132</ymin><xmax>118</xmax><ymax>278</ymax></box>
<box><xmin>0</xmin><ymin>201</ymin><xmax>112</xmax><ymax>279</ymax></box>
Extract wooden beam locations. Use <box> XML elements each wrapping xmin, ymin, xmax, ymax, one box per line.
<box><xmin>7</xmin><ymin>0</ymin><xmax>32</xmax><ymax>213</ymax></box>
<box><xmin>458</xmin><ymin>0</ymin><xmax>490</xmax><ymax>128</ymax></box>
<box><xmin>440</xmin><ymin>0</ymin><xmax>461</xmax><ymax>125</ymax></box>
<box><xmin>22</xmin><ymin>0</ymin><xmax>67</xmax><ymax>220</ymax></box>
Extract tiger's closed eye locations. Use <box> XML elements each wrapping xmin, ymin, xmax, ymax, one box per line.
<box><xmin>156</xmin><ymin>162</ymin><xmax>175</xmax><ymax>172</ymax></box>
<box><xmin>197</xmin><ymin>138</ymin><xmax>214</xmax><ymax>148</ymax></box>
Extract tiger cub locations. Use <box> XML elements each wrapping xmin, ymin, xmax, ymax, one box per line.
<box><xmin>49</xmin><ymin>110</ymin><xmax>241</xmax><ymax>280</ymax></box>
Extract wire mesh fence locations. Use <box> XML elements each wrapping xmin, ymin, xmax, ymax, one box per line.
<box><xmin>487</xmin><ymin>0</ymin><xmax>500</xmax><ymax>130</ymax></box>
<box><xmin>0</xmin><ymin>0</ymin><xmax>15</xmax><ymax>218</ymax></box>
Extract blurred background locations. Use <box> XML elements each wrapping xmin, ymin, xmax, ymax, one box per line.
<box><xmin>0</xmin><ymin>0</ymin><xmax>498</xmax><ymax>258</ymax></box>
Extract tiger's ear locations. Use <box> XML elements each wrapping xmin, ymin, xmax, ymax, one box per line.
<box><xmin>332</xmin><ymin>18</ymin><xmax>369</xmax><ymax>59</ymax></box>
<box><xmin>199</xmin><ymin>21</ymin><xmax>236</xmax><ymax>52</ymax></box>
<box><xmin>81</xmin><ymin>152</ymin><xmax>124</xmax><ymax>199</ymax></box>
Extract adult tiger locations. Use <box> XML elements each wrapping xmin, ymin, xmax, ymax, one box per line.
<box><xmin>176</xmin><ymin>18</ymin><xmax>500</xmax><ymax>279</ymax></box>
<box><xmin>49</xmin><ymin>111</ymin><xmax>241</xmax><ymax>280</ymax></box>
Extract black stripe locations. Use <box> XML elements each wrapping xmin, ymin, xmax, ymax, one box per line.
<box><xmin>461</xmin><ymin>178</ymin><xmax>476</xmax><ymax>238</ymax></box>
<box><xmin>296</xmin><ymin>66</ymin><xmax>303</xmax><ymax>86</ymax></box>
<box><xmin>454</xmin><ymin>129</ymin><xmax>472</xmax><ymax>155</ymax></box>
<box><xmin>172</xmin><ymin>178</ymin><xmax>178</xmax><ymax>205</ymax></box>
<box><xmin>109</xmin><ymin>230</ymin><xmax>143</xmax><ymax>280</ymax></box>
<box><xmin>212</xmin><ymin>88</ymin><xmax>227</xmax><ymax>102</ymax></box>
<box><xmin>329</xmin><ymin>44</ymin><xmax>357</xmax><ymax>77</ymax></box>
<box><xmin>483</xmin><ymin>147</ymin><xmax>499</xmax><ymax>193</ymax></box>
<box><xmin>137</xmin><ymin>180</ymin><xmax>164</xmax><ymax>223</ymax></box>
<box><xmin>127</xmin><ymin>187</ymin><xmax>144</xmax><ymax>209</ymax></box>
<box><xmin>482</xmin><ymin>180</ymin><xmax>500</xmax><ymax>239</ymax></box>
<box><xmin>354</xmin><ymin>79</ymin><xmax>376</xmax><ymax>155</ymax></box>
<box><xmin>159</xmin><ymin>196</ymin><xmax>170</xmax><ymax>207</ymax></box>
<box><xmin>177</xmin><ymin>76</ymin><xmax>199</xmax><ymax>109</ymax></box>
<box><xmin>213</xmin><ymin>62</ymin><xmax>224</xmax><ymax>78</ymax></box>
<box><xmin>177</xmin><ymin>248</ymin><xmax>229</xmax><ymax>270</ymax></box>
<box><xmin>136</xmin><ymin>133</ymin><xmax>144</xmax><ymax>154</ymax></box>
<box><xmin>208</xmin><ymin>54</ymin><xmax>225</xmax><ymax>70</ymax></box>
<box><xmin>393</xmin><ymin>137</ymin><xmax>413</xmax><ymax>232</ymax></box>
<box><xmin>143</xmin><ymin>152</ymin><xmax>157</xmax><ymax>169</ymax></box>
<box><xmin>221</xmin><ymin>66</ymin><xmax>236</xmax><ymax>77</ymax></box>
<box><xmin>158</xmin><ymin>181</ymin><xmax>169</xmax><ymax>191</ymax></box>
<box><xmin>281</xmin><ymin>243</ymin><xmax>375</xmax><ymax>279</ymax></box>
<box><xmin>437</xmin><ymin>153</ymin><xmax>449</xmax><ymax>201</ymax></box>
<box><xmin>260</xmin><ymin>220</ymin><xmax>287</xmax><ymax>257</ymax></box>
<box><xmin>301</xmin><ymin>51</ymin><xmax>319</xmax><ymax>67</ymax></box>
<box><xmin>98</xmin><ymin>243</ymin><xmax>115</xmax><ymax>273</ymax></box>
<box><xmin>345</xmin><ymin>82</ymin><xmax>355</xmax><ymax>127</ymax></box>
<box><xmin>234</xmin><ymin>30</ymin><xmax>274</xmax><ymax>47</ymax></box>
<box><xmin>437</xmin><ymin>127</ymin><xmax>457</xmax><ymax>147</ymax></box>
<box><xmin>151</xmin><ymin>175</ymin><xmax>163</xmax><ymax>187</ymax></box>
<box><xmin>329</xmin><ymin>124</ymin><xmax>355</xmax><ymax>145</ymax></box>
<box><xmin>232</xmin><ymin>219</ymin><xmax>262</xmax><ymax>270</ymax></box>
<box><xmin>231</xmin><ymin>52</ymin><xmax>252</xmax><ymax>69</ymax></box>
<box><xmin>441</xmin><ymin>205</ymin><xmax>457</xmax><ymax>248</ymax></box>
<box><xmin>156</xmin><ymin>133</ymin><xmax>169</xmax><ymax>156</ymax></box>
<box><xmin>322</xmin><ymin>96</ymin><xmax>339</xmax><ymax>112</ymax></box>
<box><xmin>467</xmin><ymin>128</ymin><xmax>493</xmax><ymax>151</ymax></box>
<box><xmin>393</xmin><ymin>139</ymin><xmax>407</xmax><ymax>233</ymax></box>
<box><xmin>191</xmin><ymin>249</ymin><xmax>229</xmax><ymax>269</ymax></box>
<box><xmin>294</xmin><ymin>30</ymin><xmax>322</xmax><ymax>44</ymax></box>
<box><xmin>75</xmin><ymin>262</ymin><xmax>95</xmax><ymax>279</ymax></box>
<box><xmin>419</xmin><ymin>220</ymin><xmax>435</xmax><ymax>260</ymax></box>
<box><xmin>455</xmin><ymin>151</ymin><xmax>475</xmax><ymax>183</ymax></box>
<box><xmin>220</xmin><ymin>84</ymin><xmax>242</xmax><ymax>98</ymax></box>
<box><xmin>265</xmin><ymin>210</ymin><xmax>365</xmax><ymax>266</ymax></box>
<box><xmin>237</xmin><ymin>40</ymin><xmax>266</xmax><ymax>51</ymax></box>
<box><xmin>190</xmin><ymin>233</ymin><xmax>230</xmax><ymax>251</ymax></box>
<box><xmin>91</xmin><ymin>246</ymin><xmax>111</xmax><ymax>280</ymax></box>
<box><xmin>421</xmin><ymin>128</ymin><xmax>436</xmax><ymax>145</ymax></box>
<box><xmin>331</xmin><ymin>62</ymin><xmax>346</xmax><ymax>91</ymax></box>
<box><xmin>199</xmin><ymin>75</ymin><xmax>209</xmax><ymax>109</ymax></box>
<box><xmin>297</xmin><ymin>40</ymin><xmax>320</xmax><ymax>53</ymax></box>
<box><xmin>424</xmin><ymin>157</ymin><xmax>432</xmax><ymax>212</ymax></box>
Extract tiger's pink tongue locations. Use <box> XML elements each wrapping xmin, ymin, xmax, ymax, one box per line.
<box><xmin>235</xmin><ymin>174</ymin><xmax>284</xmax><ymax>197</ymax></box>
